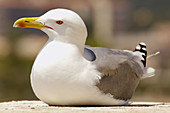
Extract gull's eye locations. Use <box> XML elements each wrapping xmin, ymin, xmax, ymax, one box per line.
<box><xmin>56</xmin><ymin>20</ymin><xmax>64</xmax><ymax>25</ymax></box>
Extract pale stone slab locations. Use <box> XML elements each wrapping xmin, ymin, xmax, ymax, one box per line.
<box><xmin>0</xmin><ymin>100</ymin><xmax>170</xmax><ymax>113</ymax></box>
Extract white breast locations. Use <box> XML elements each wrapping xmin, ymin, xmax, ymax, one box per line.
<box><xmin>30</xmin><ymin>40</ymin><xmax>127</xmax><ymax>105</ymax></box>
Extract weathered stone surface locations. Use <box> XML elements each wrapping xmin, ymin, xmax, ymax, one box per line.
<box><xmin>0</xmin><ymin>100</ymin><xmax>170</xmax><ymax>113</ymax></box>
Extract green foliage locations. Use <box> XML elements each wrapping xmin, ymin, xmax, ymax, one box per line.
<box><xmin>0</xmin><ymin>56</ymin><xmax>37</xmax><ymax>101</ymax></box>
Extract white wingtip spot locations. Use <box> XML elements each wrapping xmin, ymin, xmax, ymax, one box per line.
<box><xmin>141</xmin><ymin>57</ymin><xmax>145</xmax><ymax>61</ymax></box>
<box><xmin>140</xmin><ymin>42</ymin><xmax>146</xmax><ymax>46</ymax></box>
<box><xmin>141</xmin><ymin>52</ymin><xmax>146</xmax><ymax>56</ymax></box>
<box><xmin>142</xmin><ymin>47</ymin><xmax>147</xmax><ymax>51</ymax></box>
<box><xmin>136</xmin><ymin>45</ymin><xmax>141</xmax><ymax>50</ymax></box>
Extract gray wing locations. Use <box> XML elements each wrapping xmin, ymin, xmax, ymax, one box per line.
<box><xmin>84</xmin><ymin>46</ymin><xmax>143</xmax><ymax>101</ymax></box>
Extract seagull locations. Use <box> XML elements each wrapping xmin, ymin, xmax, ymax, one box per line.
<box><xmin>13</xmin><ymin>8</ymin><xmax>156</xmax><ymax>105</ymax></box>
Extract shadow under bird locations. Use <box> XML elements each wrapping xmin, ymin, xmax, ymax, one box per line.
<box><xmin>13</xmin><ymin>8</ymin><xmax>156</xmax><ymax>105</ymax></box>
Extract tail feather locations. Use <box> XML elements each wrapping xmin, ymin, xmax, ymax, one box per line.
<box><xmin>141</xmin><ymin>67</ymin><xmax>155</xmax><ymax>80</ymax></box>
<box><xmin>134</xmin><ymin>42</ymin><xmax>147</xmax><ymax>67</ymax></box>
<box><xmin>134</xmin><ymin>42</ymin><xmax>159</xmax><ymax>79</ymax></box>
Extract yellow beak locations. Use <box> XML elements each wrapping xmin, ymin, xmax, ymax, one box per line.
<box><xmin>13</xmin><ymin>17</ymin><xmax>51</xmax><ymax>29</ymax></box>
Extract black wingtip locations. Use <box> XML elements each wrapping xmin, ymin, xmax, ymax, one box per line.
<box><xmin>135</xmin><ymin>42</ymin><xmax>147</xmax><ymax>67</ymax></box>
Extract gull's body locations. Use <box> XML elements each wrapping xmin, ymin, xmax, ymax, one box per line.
<box><xmin>31</xmin><ymin>40</ymin><xmax>107</xmax><ymax>105</ymax></box>
<box><xmin>14</xmin><ymin>8</ymin><xmax>156</xmax><ymax>105</ymax></box>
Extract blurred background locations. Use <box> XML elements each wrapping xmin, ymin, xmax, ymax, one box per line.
<box><xmin>0</xmin><ymin>0</ymin><xmax>170</xmax><ymax>102</ymax></box>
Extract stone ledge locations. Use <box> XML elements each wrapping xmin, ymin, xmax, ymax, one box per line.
<box><xmin>0</xmin><ymin>100</ymin><xmax>170</xmax><ymax>113</ymax></box>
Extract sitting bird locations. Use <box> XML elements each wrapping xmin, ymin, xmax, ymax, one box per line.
<box><xmin>13</xmin><ymin>8</ymin><xmax>156</xmax><ymax>105</ymax></box>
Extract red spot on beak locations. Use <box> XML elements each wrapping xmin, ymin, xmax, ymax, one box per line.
<box><xmin>18</xmin><ymin>24</ymin><xmax>26</xmax><ymax>28</ymax></box>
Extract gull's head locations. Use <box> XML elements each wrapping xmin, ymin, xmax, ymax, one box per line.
<box><xmin>13</xmin><ymin>8</ymin><xmax>87</xmax><ymax>46</ymax></box>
